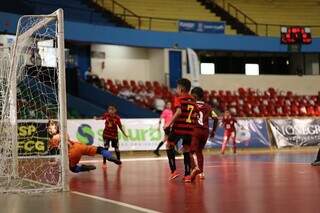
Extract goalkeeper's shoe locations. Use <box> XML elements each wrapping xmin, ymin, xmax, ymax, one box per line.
<box><xmin>80</xmin><ymin>164</ymin><xmax>96</xmax><ymax>172</ymax></box>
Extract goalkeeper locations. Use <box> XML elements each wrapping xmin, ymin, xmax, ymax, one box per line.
<box><xmin>47</xmin><ymin>120</ymin><xmax>121</xmax><ymax>173</ymax></box>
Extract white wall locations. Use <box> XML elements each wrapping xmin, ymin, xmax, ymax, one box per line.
<box><xmin>90</xmin><ymin>45</ymin><xmax>320</xmax><ymax>95</ymax></box>
<box><xmin>148</xmin><ymin>49</ymin><xmax>165</xmax><ymax>83</ymax></box>
<box><xmin>91</xmin><ymin>44</ymin><xmax>165</xmax><ymax>84</ymax></box>
<box><xmin>199</xmin><ymin>74</ymin><xmax>320</xmax><ymax>95</ymax></box>
<box><xmin>305</xmin><ymin>54</ymin><xmax>320</xmax><ymax>75</ymax></box>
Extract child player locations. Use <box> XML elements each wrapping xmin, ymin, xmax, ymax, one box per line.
<box><xmin>100</xmin><ymin>105</ymin><xmax>128</xmax><ymax>168</ymax></box>
<box><xmin>190</xmin><ymin>87</ymin><xmax>218</xmax><ymax>180</ymax></box>
<box><xmin>164</xmin><ymin>78</ymin><xmax>198</xmax><ymax>183</ymax></box>
<box><xmin>47</xmin><ymin>120</ymin><xmax>121</xmax><ymax>173</ymax></box>
<box><xmin>221</xmin><ymin>110</ymin><xmax>239</xmax><ymax>154</ymax></box>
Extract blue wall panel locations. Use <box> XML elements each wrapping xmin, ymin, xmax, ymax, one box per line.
<box><xmin>169</xmin><ymin>51</ymin><xmax>182</xmax><ymax>88</ymax></box>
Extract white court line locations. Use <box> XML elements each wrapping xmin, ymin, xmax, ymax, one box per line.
<box><xmin>71</xmin><ymin>191</ymin><xmax>160</xmax><ymax>213</ymax></box>
<box><xmin>205</xmin><ymin>165</ymin><xmax>240</xmax><ymax>168</ymax></box>
<box><xmin>249</xmin><ymin>161</ymin><xmax>311</xmax><ymax>165</ymax></box>
<box><xmin>80</xmin><ymin>156</ymin><xmax>183</xmax><ymax>164</ymax></box>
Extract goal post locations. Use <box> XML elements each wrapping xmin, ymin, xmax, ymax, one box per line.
<box><xmin>0</xmin><ymin>9</ymin><xmax>68</xmax><ymax>193</ymax></box>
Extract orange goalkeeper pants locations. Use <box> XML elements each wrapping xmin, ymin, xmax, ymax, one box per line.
<box><xmin>68</xmin><ymin>142</ymin><xmax>97</xmax><ymax>168</ymax></box>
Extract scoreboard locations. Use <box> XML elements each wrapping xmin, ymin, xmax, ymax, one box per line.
<box><xmin>280</xmin><ymin>26</ymin><xmax>312</xmax><ymax>44</ymax></box>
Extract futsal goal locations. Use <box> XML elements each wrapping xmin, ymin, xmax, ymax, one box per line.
<box><xmin>0</xmin><ymin>9</ymin><xmax>68</xmax><ymax>193</ymax></box>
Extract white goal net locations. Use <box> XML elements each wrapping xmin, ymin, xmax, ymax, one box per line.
<box><xmin>0</xmin><ymin>9</ymin><xmax>68</xmax><ymax>193</ymax></box>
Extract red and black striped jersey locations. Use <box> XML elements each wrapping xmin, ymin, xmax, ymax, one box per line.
<box><xmin>222</xmin><ymin>116</ymin><xmax>237</xmax><ymax>131</ymax></box>
<box><xmin>102</xmin><ymin>113</ymin><xmax>122</xmax><ymax>139</ymax></box>
<box><xmin>195</xmin><ymin>101</ymin><xmax>214</xmax><ymax>130</ymax></box>
<box><xmin>172</xmin><ymin>94</ymin><xmax>198</xmax><ymax>135</ymax></box>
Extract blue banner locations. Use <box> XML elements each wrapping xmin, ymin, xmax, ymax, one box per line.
<box><xmin>206</xmin><ymin>119</ymin><xmax>271</xmax><ymax>148</ymax></box>
<box><xmin>179</xmin><ymin>20</ymin><xmax>225</xmax><ymax>34</ymax></box>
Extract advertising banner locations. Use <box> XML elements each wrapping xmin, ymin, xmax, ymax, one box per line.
<box><xmin>269</xmin><ymin>118</ymin><xmax>320</xmax><ymax>148</ymax></box>
<box><xmin>67</xmin><ymin>119</ymin><xmax>163</xmax><ymax>151</ymax></box>
<box><xmin>179</xmin><ymin>20</ymin><xmax>225</xmax><ymax>34</ymax></box>
<box><xmin>15</xmin><ymin>118</ymin><xmax>271</xmax><ymax>154</ymax></box>
<box><xmin>206</xmin><ymin>119</ymin><xmax>271</xmax><ymax>148</ymax></box>
<box><xmin>17</xmin><ymin>121</ymin><xmax>49</xmax><ymax>155</ymax></box>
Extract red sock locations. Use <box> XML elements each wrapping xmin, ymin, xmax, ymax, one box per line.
<box><xmin>196</xmin><ymin>151</ymin><xmax>204</xmax><ymax>172</ymax></box>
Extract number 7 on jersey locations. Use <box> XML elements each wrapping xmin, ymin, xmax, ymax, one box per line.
<box><xmin>186</xmin><ymin>104</ymin><xmax>194</xmax><ymax>123</ymax></box>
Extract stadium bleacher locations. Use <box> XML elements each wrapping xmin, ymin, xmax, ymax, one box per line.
<box><xmin>1</xmin><ymin>0</ymin><xmax>125</xmax><ymax>26</ymax></box>
<box><xmin>94</xmin><ymin>0</ymin><xmax>237</xmax><ymax>34</ymax></box>
<box><xmin>214</xmin><ymin>0</ymin><xmax>320</xmax><ymax>36</ymax></box>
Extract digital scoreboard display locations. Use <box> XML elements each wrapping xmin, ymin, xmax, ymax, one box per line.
<box><xmin>280</xmin><ymin>26</ymin><xmax>312</xmax><ymax>44</ymax></box>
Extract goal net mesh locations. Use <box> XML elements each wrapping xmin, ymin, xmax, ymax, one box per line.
<box><xmin>0</xmin><ymin>10</ymin><xmax>67</xmax><ymax>193</ymax></box>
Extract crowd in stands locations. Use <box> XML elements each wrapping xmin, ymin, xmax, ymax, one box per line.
<box><xmin>86</xmin><ymin>73</ymin><xmax>174</xmax><ymax>113</ymax></box>
<box><xmin>86</xmin><ymin>73</ymin><xmax>320</xmax><ymax>117</ymax></box>
<box><xmin>210</xmin><ymin>88</ymin><xmax>320</xmax><ymax>117</ymax></box>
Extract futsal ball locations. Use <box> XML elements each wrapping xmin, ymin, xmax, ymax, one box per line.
<box><xmin>76</xmin><ymin>124</ymin><xmax>95</xmax><ymax>145</ymax></box>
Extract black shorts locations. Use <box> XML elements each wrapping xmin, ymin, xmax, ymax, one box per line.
<box><xmin>104</xmin><ymin>138</ymin><xmax>119</xmax><ymax>148</ymax></box>
<box><xmin>164</xmin><ymin>127</ymin><xmax>171</xmax><ymax>136</ymax></box>
<box><xmin>167</xmin><ymin>133</ymin><xmax>192</xmax><ymax>146</ymax></box>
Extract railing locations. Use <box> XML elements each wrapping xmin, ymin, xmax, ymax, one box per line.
<box><xmin>93</xmin><ymin>0</ymin><xmax>186</xmax><ymax>31</ymax></box>
<box><xmin>24</xmin><ymin>0</ymin><xmax>320</xmax><ymax>37</ymax></box>
<box><xmin>224</xmin><ymin>1</ymin><xmax>258</xmax><ymax>34</ymax></box>
<box><xmin>216</xmin><ymin>0</ymin><xmax>320</xmax><ymax>37</ymax></box>
<box><xmin>92</xmin><ymin>0</ymin><xmax>142</xmax><ymax>28</ymax></box>
<box><xmin>25</xmin><ymin>0</ymin><xmax>109</xmax><ymax>24</ymax></box>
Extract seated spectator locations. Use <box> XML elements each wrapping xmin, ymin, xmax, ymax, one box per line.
<box><xmin>118</xmin><ymin>87</ymin><xmax>135</xmax><ymax>102</ymax></box>
<box><xmin>285</xmin><ymin>99</ymin><xmax>291</xmax><ymax>106</ymax></box>
<box><xmin>299</xmin><ymin>105</ymin><xmax>307</xmax><ymax>116</ymax></box>
<box><xmin>211</xmin><ymin>97</ymin><xmax>219</xmax><ymax>107</ymax></box>
<box><xmin>252</xmin><ymin>105</ymin><xmax>260</xmax><ymax>115</ymax></box>
<box><xmin>146</xmin><ymin>89</ymin><xmax>155</xmax><ymax>98</ymax></box>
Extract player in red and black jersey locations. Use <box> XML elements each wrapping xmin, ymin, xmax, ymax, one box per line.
<box><xmin>164</xmin><ymin>78</ymin><xmax>198</xmax><ymax>183</ymax></box>
<box><xmin>99</xmin><ymin>105</ymin><xmax>127</xmax><ymax>167</ymax></box>
<box><xmin>190</xmin><ymin>87</ymin><xmax>218</xmax><ymax>180</ymax></box>
<box><xmin>221</xmin><ymin>110</ymin><xmax>238</xmax><ymax>154</ymax></box>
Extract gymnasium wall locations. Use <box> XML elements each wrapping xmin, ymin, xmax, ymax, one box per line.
<box><xmin>90</xmin><ymin>45</ymin><xmax>320</xmax><ymax>95</ymax></box>
<box><xmin>197</xmin><ymin>75</ymin><xmax>320</xmax><ymax>95</ymax></box>
<box><xmin>91</xmin><ymin>44</ymin><xmax>166</xmax><ymax>83</ymax></box>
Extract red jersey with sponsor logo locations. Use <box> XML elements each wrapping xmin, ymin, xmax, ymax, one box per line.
<box><xmin>172</xmin><ymin>94</ymin><xmax>198</xmax><ymax>135</ymax></box>
<box><xmin>222</xmin><ymin>116</ymin><xmax>237</xmax><ymax>131</ymax></box>
<box><xmin>102</xmin><ymin>113</ymin><xmax>122</xmax><ymax>139</ymax></box>
<box><xmin>195</xmin><ymin>101</ymin><xmax>213</xmax><ymax>130</ymax></box>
